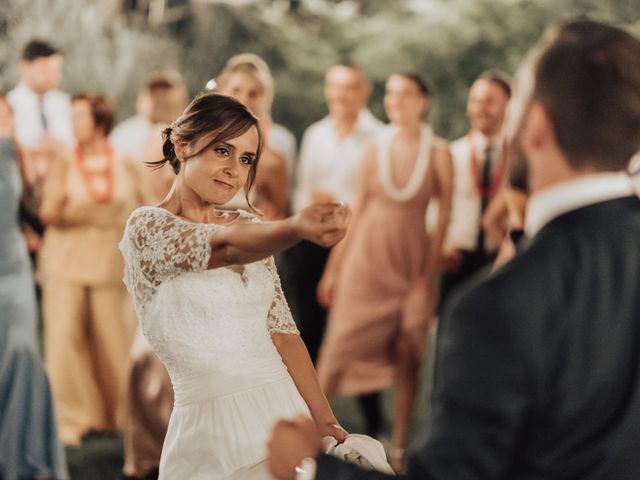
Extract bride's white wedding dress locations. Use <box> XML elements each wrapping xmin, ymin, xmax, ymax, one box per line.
<box><xmin>120</xmin><ymin>206</ymin><xmax>310</xmax><ymax>479</ymax></box>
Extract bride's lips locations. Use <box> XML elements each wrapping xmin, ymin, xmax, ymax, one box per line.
<box><xmin>213</xmin><ymin>179</ymin><xmax>234</xmax><ymax>189</ymax></box>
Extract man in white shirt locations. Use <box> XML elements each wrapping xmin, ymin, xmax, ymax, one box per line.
<box><xmin>111</xmin><ymin>70</ymin><xmax>187</xmax><ymax>163</ymax></box>
<box><xmin>8</xmin><ymin>40</ymin><xmax>73</xmax><ymax>151</ymax></box>
<box><xmin>439</xmin><ymin>72</ymin><xmax>511</xmax><ymax>304</ymax></box>
<box><xmin>285</xmin><ymin>64</ymin><xmax>382</xmax><ymax>361</ymax></box>
<box><xmin>8</xmin><ymin>40</ymin><xmax>73</xmax><ymax>252</ymax></box>
<box><xmin>281</xmin><ymin>63</ymin><xmax>383</xmax><ymax>437</ymax></box>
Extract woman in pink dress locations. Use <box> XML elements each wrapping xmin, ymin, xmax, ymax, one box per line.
<box><xmin>316</xmin><ymin>73</ymin><xmax>453</xmax><ymax>472</ymax></box>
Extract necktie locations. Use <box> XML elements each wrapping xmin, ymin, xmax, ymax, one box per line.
<box><xmin>476</xmin><ymin>146</ymin><xmax>492</xmax><ymax>252</ymax></box>
<box><xmin>38</xmin><ymin>98</ymin><xmax>48</xmax><ymax>132</ymax></box>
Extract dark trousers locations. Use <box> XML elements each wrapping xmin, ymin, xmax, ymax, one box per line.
<box><xmin>278</xmin><ymin>241</ymin><xmax>330</xmax><ymax>363</ymax></box>
<box><xmin>440</xmin><ymin>249</ymin><xmax>496</xmax><ymax>312</ymax></box>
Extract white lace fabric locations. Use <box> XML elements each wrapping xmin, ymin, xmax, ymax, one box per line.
<box><xmin>119</xmin><ymin>206</ymin><xmax>299</xmax><ymax>336</ymax></box>
<box><xmin>120</xmin><ymin>206</ymin><xmax>307</xmax><ymax>478</ymax></box>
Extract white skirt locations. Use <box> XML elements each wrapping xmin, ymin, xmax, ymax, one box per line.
<box><xmin>159</xmin><ymin>372</ymin><xmax>309</xmax><ymax>479</ymax></box>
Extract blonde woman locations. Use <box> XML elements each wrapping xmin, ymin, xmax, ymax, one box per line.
<box><xmin>213</xmin><ymin>53</ymin><xmax>289</xmax><ymax>219</ymax></box>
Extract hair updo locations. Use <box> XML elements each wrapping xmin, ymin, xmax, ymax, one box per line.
<box><xmin>148</xmin><ymin>92</ymin><xmax>264</xmax><ymax>210</ymax></box>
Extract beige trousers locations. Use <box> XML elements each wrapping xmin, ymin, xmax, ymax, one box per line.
<box><xmin>43</xmin><ymin>280</ymin><xmax>134</xmax><ymax>445</ymax></box>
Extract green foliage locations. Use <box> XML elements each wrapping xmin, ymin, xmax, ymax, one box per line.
<box><xmin>0</xmin><ymin>0</ymin><xmax>180</xmax><ymax>119</ymax></box>
<box><xmin>2</xmin><ymin>0</ymin><xmax>640</xmax><ymax>140</ymax></box>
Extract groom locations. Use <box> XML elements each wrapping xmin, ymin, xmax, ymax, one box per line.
<box><xmin>267</xmin><ymin>18</ymin><xmax>640</xmax><ymax>480</ymax></box>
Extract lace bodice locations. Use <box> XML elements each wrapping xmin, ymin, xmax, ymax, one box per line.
<box><xmin>119</xmin><ymin>206</ymin><xmax>299</xmax><ymax>384</ymax></box>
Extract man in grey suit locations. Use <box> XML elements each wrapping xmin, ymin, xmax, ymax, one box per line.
<box><xmin>267</xmin><ymin>18</ymin><xmax>640</xmax><ymax>480</ymax></box>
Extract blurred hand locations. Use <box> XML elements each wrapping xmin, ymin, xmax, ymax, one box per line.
<box><xmin>293</xmin><ymin>203</ymin><xmax>350</xmax><ymax>248</ymax></box>
<box><xmin>38</xmin><ymin>133</ymin><xmax>67</xmax><ymax>156</ymax></box>
<box><xmin>440</xmin><ymin>245</ymin><xmax>462</xmax><ymax>272</ymax></box>
<box><xmin>311</xmin><ymin>190</ymin><xmax>336</xmax><ymax>205</ymax></box>
<box><xmin>317</xmin><ymin>420</ymin><xmax>347</xmax><ymax>444</ymax></box>
<box><xmin>316</xmin><ymin>270</ymin><xmax>337</xmax><ymax>309</ymax></box>
<box><xmin>267</xmin><ymin>416</ymin><xmax>323</xmax><ymax>480</ymax></box>
<box><xmin>402</xmin><ymin>280</ymin><xmax>437</xmax><ymax>331</ymax></box>
<box><xmin>0</xmin><ymin>121</ymin><xmax>13</xmax><ymax>138</ymax></box>
<box><xmin>492</xmin><ymin>234</ymin><xmax>518</xmax><ymax>271</ymax></box>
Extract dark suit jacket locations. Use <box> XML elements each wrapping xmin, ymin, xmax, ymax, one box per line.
<box><xmin>316</xmin><ymin>196</ymin><xmax>640</xmax><ymax>480</ymax></box>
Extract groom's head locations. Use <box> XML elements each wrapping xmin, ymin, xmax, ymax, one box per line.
<box><xmin>507</xmin><ymin>19</ymin><xmax>640</xmax><ymax>193</ymax></box>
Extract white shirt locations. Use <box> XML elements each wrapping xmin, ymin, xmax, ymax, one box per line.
<box><xmin>293</xmin><ymin>110</ymin><xmax>383</xmax><ymax>212</ymax></box>
<box><xmin>110</xmin><ymin>115</ymin><xmax>153</xmax><ymax>161</ymax></box>
<box><xmin>269</xmin><ymin>122</ymin><xmax>297</xmax><ymax>176</ymax></box>
<box><xmin>7</xmin><ymin>83</ymin><xmax>73</xmax><ymax>148</ymax></box>
<box><xmin>445</xmin><ymin>131</ymin><xmax>505</xmax><ymax>251</ymax></box>
<box><xmin>525</xmin><ymin>172</ymin><xmax>634</xmax><ymax>238</ymax></box>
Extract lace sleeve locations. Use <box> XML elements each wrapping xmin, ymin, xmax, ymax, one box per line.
<box><xmin>119</xmin><ymin>207</ymin><xmax>218</xmax><ymax>317</ymax></box>
<box><xmin>264</xmin><ymin>256</ymin><xmax>300</xmax><ymax>335</ymax></box>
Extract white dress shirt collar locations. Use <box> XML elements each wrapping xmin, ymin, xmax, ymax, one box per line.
<box><xmin>324</xmin><ymin>109</ymin><xmax>380</xmax><ymax>139</ymax></box>
<box><xmin>525</xmin><ymin>171</ymin><xmax>634</xmax><ymax>237</ymax></box>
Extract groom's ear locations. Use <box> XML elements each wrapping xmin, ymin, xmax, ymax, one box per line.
<box><xmin>519</xmin><ymin>101</ymin><xmax>557</xmax><ymax>155</ymax></box>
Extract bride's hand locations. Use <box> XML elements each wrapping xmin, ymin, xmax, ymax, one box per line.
<box><xmin>317</xmin><ymin>421</ymin><xmax>348</xmax><ymax>444</ymax></box>
<box><xmin>292</xmin><ymin>203</ymin><xmax>350</xmax><ymax>248</ymax></box>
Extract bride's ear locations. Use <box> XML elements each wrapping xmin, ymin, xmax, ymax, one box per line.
<box><xmin>174</xmin><ymin>142</ymin><xmax>189</xmax><ymax>162</ymax></box>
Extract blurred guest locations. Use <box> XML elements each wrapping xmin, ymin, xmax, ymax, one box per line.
<box><xmin>38</xmin><ymin>94</ymin><xmax>143</xmax><ymax>445</ymax></box>
<box><xmin>0</xmin><ymin>94</ymin><xmax>68</xmax><ymax>479</ymax></box>
<box><xmin>439</xmin><ymin>71</ymin><xmax>511</xmax><ymax>304</ymax></box>
<box><xmin>284</xmin><ymin>64</ymin><xmax>383</xmax><ymax>442</ymax></box>
<box><xmin>268</xmin><ymin>19</ymin><xmax>640</xmax><ymax>480</ymax></box>
<box><xmin>111</xmin><ymin>70</ymin><xmax>187</xmax><ymax>166</ymax></box>
<box><xmin>136</xmin><ymin>71</ymin><xmax>189</xmax><ymax>202</ymax></box>
<box><xmin>8</xmin><ymin>40</ymin><xmax>73</xmax><ymax>209</ymax></box>
<box><xmin>287</xmin><ymin>64</ymin><xmax>383</xmax><ymax>361</ymax></box>
<box><xmin>110</xmin><ymin>81</ymin><xmax>154</xmax><ymax>161</ymax></box>
<box><xmin>121</xmin><ymin>72</ymin><xmax>188</xmax><ymax>480</ymax></box>
<box><xmin>270</xmin><ymin>121</ymin><xmax>297</xmax><ymax>190</ymax></box>
<box><xmin>316</xmin><ymin>73</ymin><xmax>452</xmax><ymax>471</ymax></box>
<box><xmin>7</xmin><ymin>40</ymin><xmax>73</xmax><ymax>149</ymax></box>
<box><xmin>213</xmin><ymin>53</ymin><xmax>289</xmax><ymax>219</ymax></box>
<box><xmin>484</xmin><ymin>150</ymin><xmax>529</xmax><ymax>270</ymax></box>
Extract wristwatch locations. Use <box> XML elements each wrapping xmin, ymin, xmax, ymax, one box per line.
<box><xmin>295</xmin><ymin>457</ymin><xmax>317</xmax><ymax>480</ymax></box>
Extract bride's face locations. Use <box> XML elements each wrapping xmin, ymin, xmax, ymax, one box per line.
<box><xmin>178</xmin><ymin>126</ymin><xmax>260</xmax><ymax>205</ymax></box>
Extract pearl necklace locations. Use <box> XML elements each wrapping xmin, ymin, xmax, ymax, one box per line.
<box><xmin>378</xmin><ymin>123</ymin><xmax>433</xmax><ymax>202</ymax></box>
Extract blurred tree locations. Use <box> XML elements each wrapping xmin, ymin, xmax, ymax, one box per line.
<box><xmin>2</xmin><ymin>0</ymin><xmax>639</xmax><ymax>139</ymax></box>
<box><xmin>0</xmin><ymin>0</ymin><xmax>180</xmax><ymax>121</ymax></box>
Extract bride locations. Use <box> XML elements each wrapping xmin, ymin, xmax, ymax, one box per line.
<box><xmin>119</xmin><ymin>92</ymin><xmax>348</xmax><ymax>479</ymax></box>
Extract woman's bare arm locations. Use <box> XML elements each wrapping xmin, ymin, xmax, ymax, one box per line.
<box><xmin>424</xmin><ymin>143</ymin><xmax>454</xmax><ymax>284</ymax></box>
<box><xmin>256</xmin><ymin>148</ymin><xmax>288</xmax><ymax>220</ymax></box>
<box><xmin>208</xmin><ymin>203</ymin><xmax>348</xmax><ymax>269</ymax></box>
<box><xmin>271</xmin><ymin>333</ymin><xmax>347</xmax><ymax>441</ymax></box>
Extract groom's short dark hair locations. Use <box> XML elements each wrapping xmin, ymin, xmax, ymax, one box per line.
<box><xmin>532</xmin><ymin>19</ymin><xmax>640</xmax><ymax>171</ymax></box>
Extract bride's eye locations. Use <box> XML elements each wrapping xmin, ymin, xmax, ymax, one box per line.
<box><xmin>240</xmin><ymin>155</ymin><xmax>254</xmax><ymax>166</ymax></box>
<box><xmin>214</xmin><ymin>146</ymin><xmax>230</xmax><ymax>157</ymax></box>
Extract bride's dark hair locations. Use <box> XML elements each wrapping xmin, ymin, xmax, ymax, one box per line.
<box><xmin>148</xmin><ymin>92</ymin><xmax>264</xmax><ymax>211</ymax></box>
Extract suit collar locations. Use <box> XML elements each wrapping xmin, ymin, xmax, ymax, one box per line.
<box><xmin>525</xmin><ymin>172</ymin><xmax>634</xmax><ymax>237</ymax></box>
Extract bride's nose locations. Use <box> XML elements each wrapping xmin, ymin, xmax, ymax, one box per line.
<box><xmin>222</xmin><ymin>160</ymin><xmax>239</xmax><ymax>177</ymax></box>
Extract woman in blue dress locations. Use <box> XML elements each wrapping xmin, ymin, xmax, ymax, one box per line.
<box><xmin>0</xmin><ymin>95</ymin><xmax>68</xmax><ymax>479</ymax></box>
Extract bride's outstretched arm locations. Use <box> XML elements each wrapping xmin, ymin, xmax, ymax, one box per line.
<box><xmin>271</xmin><ymin>333</ymin><xmax>347</xmax><ymax>443</ymax></box>
<box><xmin>208</xmin><ymin>203</ymin><xmax>349</xmax><ymax>269</ymax></box>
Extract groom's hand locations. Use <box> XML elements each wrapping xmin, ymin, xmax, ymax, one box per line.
<box><xmin>267</xmin><ymin>416</ymin><xmax>322</xmax><ymax>479</ymax></box>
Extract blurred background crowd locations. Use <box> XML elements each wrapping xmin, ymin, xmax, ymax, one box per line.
<box><xmin>1</xmin><ymin>1</ymin><xmax>639</xmax><ymax>479</ymax></box>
